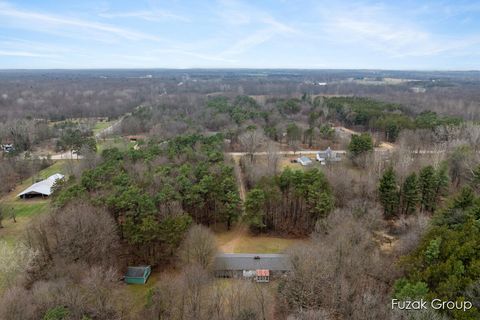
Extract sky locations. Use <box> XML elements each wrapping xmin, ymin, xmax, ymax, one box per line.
<box><xmin>0</xmin><ymin>0</ymin><xmax>479</xmax><ymax>70</ymax></box>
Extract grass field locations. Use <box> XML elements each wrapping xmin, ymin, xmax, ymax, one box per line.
<box><xmin>93</xmin><ymin>121</ymin><xmax>114</xmax><ymax>135</ymax></box>
<box><xmin>0</xmin><ymin>161</ymin><xmax>64</xmax><ymax>245</ymax></box>
<box><xmin>233</xmin><ymin>235</ymin><xmax>304</xmax><ymax>253</ymax></box>
<box><xmin>96</xmin><ymin>137</ymin><xmax>135</xmax><ymax>154</ymax></box>
<box><xmin>216</xmin><ymin>227</ymin><xmax>305</xmax><ymax>253</ymax></box>
<box><xmin>0</xmin><ymin>201</ymin><xmax>49</xmax><ymax>245</ymax></box>
<box><xmin>4</xmin><ymin>161</ymin><xmax>66</xmax><ymax>202</ymax></box>
<box><xmin>125</xmin><ymin>272</ymin><xmax>160</xmax><ymax>309</ymax></box>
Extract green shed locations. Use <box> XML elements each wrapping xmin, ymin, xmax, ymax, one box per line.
<box><xmin>124</xmin><ymin>266</ymin><xmax>151</xmax><ymax>284</ymax></box>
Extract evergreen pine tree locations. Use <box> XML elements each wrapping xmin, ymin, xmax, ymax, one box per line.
<box><xmin>434</xmin><ymin>163</ymin><xmax>450</xmax><ymax>199</ymax></box>
<box><xmin>244</xmin><ymin>188</ymin><xmax>266</xmax><ymax>232</ymax></box>
<box><xmin>419</xmin><ymin>165</ymin><xmax>436</xmax><ymax>212</ymax></box>
<box><xmin>471</xmin><ymin>164</ymin><xmax>480</xmax><ymax>190</ymax></box>
<box><xmin>402</xmin><ymin>172</ymin><xmax>420</xmax><ymax>215</ymax></box>
<box><xmin>379</xmin><ymin>167</ymin><xmax>399</xmax><ymax>219</ymax></box>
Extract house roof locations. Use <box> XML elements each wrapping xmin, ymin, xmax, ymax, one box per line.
<box><xmin>18</xmin><ymin>173</ymin><xmax>64</xmax><ymax>197</ymax></box>
<box><xmin>318</xmin><ymin>147</ymin><xmax>333</xmax><ymax>157</ymax></box>
<box><xmin>297</xmin><ymin>156</ymin><xmax>312</xmax><ymax>164</ymax></box>
<box><xmin>125</xmin><ymin>266</ymin><xmax>150</xmax><ymax>278</ymax></box>
<box><xmin>256</xmin><ymin>269</ymin><xmax>270</xmax><ymax>276</ymax></box>
<box><xmin>318</xmin><ymin>147</ymin><xmax>342</xmax><ymax>160</ymax></box>
<box><xmin>214</xmin><ymin>253</ymin><xmax>291</xmax><ymax>271</ymax></box>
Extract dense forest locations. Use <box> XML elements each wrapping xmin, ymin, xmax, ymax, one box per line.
<box><xmin>245</xmin><ymin>168</ymin><xmax>333</xmax><ymax>235</ymax></box>
<box><xmin>395</xmin><ymin>187</ymin><xmax>480</xmax><ymax>319</ymax></box>
<box><xmin>54</xmin><ymin>134</ymin><xmax>241</xmax><ymax>264</ymax></box>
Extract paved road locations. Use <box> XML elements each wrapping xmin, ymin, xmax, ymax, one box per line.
<box><xmin>49</xmin><ymin>151</ymin><xmax>83</xmax><ymax>160</ymax></box>
<box><xmin>227</xmin><ymin>150</ymin><xmax>346</xmax><ymax>156</ymax></box>
<box><xmin>46</xmin><ymin>144</ymin><xmax>442</xmax><ymax>161</ymax></box>
<box><xmin>42</xmin><ymin>122</ymin><xmax>443</xmax><ymax>161</ymax></box>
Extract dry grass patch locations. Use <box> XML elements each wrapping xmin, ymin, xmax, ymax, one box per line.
<box><xmin>217</xmin><ymin>227</ymin><xmax>305</xmax><ymax>253</ymax></box>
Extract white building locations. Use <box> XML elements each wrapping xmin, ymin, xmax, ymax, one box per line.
<box><xmin>316</xmin><ymin>147</ymin><xmax>342</xmax><ymax>164</ymax></box>
<box><xmin>297</xmin><ymin>156</ymin><xmax>313</xmax><ymax>166</ymax></box>
<box><xmin>18</xmin><ymin>173</ymin><xmax>64</xmax><ymax>198</ymax></box>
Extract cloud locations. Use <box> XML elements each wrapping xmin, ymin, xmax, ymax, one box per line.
<box><xmin>318</xmin><ymin>3</ymin><xmax>480</xmax><ymax>58</ymax></box>
<box><xmin>98</xmin><ymin>10</ymin><xmax>189</xmax><ymax>22</ymax></box>
<box><xmin>216</xmin><ymin>0</ymin><xmax>298</xmax><ymax>57</ymax></box>
<box><xmin>0</xmin><ymin>1</ymin><xmax>163</xmax><ymax>42</ymax></box>
<box><xmin>0</xmin><ymin>50</ymin><xmax>58</xmax><ymax>58</ymax></box>
<box><xmin>221</xmin><ymin>29</ymin><xmax>275</xmax><ymax>56</ymax></box>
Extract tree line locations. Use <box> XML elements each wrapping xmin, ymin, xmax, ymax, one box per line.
<box><xmin>379</xmin><ymin>165</ymin><xmax>449</xmax><ymax>219</ymax></box>
<box><xmin>244</xmin><ymin>168</ymin><xmax>334</xmax><ymax>235</ymax></box>
<box><xmin>396</xmin><ymin>187</ymin><xmax>480</xmax><ymax>319</ymax></box>
<box><xmin>54</xmin><ymin>134</ymin><xmax>241</xmax><ymax>264</ymax></box>
<box><xmin>324</xmin><ymin>97</ymin><xmax>462</xmax><ymax>142</ymax></box>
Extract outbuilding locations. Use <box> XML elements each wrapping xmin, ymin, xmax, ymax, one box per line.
<box><xmin>297</xmin><ymin>156</ymin><xmax>313</xmax><ymax>166</ymax></box>
<box><xmin>18</xmin><ymin>173</ymin><xmax>64</xmax><ymax>199</ymax></box>
<box><xmin>214</xmin><ymin>253</ymin><xmax>291</xmax><ymax>281</ymax></box>
<box><xmin>124</xmin><ymin>266</ymin><xmax>151</xmax><ymax>284</ymax></box>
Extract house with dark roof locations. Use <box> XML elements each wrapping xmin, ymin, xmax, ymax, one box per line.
<box><xmin>214</xmin><ymin>253</ymin><xmax>291</xmax><ymax>281</ymax></box>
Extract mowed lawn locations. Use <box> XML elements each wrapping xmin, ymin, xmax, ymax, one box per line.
<box><xmin>96</xmin><ymin>137</ymin><xmax>135</xmax><ymax>154</ymax></box>
<box><xmin>0</xmin><ymin>201</ymin><xmax>49</xmax><ymax>245</ymax></box>
<box><xmin>234</xmin><ymin>235</ymin><xmax>304</xmax><ymax>253</ymax></box>
<box><xmin>92</xmin><ymin>120</ymin><xmax>114</xmax><ymax>135</ymax></box>
<box><xmin>0</xmin><ymin>161</ymin><xmax>65</xmax><ymax>245</ymax></box>
<box><xmin>216</xmin><ymin>227</ymin><xmax>305</xmax><ymax>253</ymax></box>
<box><xmin>6</xmin><ymin>160</ymin><xmax>66</xmax><ymax>201</ymax></box>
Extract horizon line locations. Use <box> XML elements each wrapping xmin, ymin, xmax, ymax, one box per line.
<box><xmin>0</xmin><ymin>67</ymin><xmax>479</xmax><ymax>72</ymax></box>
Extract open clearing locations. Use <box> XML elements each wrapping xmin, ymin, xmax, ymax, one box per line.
<box><xmin>0</xmin><ymin>202</ymin><xmax>49</xmax><ymax>245</ymax></box>
<box><xmin>92</xmin><ymin>120</ymin><xmax>115</xmax><ymax>135</ymax></box>
<box><xmin>216</xmin><ymin>226</ymin><xmax>305</xmax><ymax>253</ymax></box>
<box><xmin>0</xmin><ymin>161</ymin><xmax>65</xmax><ymax>245</ymax></box>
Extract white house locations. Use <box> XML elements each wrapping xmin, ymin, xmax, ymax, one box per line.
<box><xmin>316</xmin><ymin>147</ymin><xmax>341</xmax><ymax>164</ymax></box>
<box><xmin>18</xmin><ymin>173</ymin><xmax>64</xmax><ymax>198</ymax></box>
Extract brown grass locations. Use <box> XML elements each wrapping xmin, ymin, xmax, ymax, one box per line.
<box><xmin>216</xmin><ymin>226</ymin><xmax>305</xmax><ymax>253</ymax></box>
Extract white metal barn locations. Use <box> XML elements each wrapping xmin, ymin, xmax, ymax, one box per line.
<box><xmin>18</xmin><ymin>173</ymin><xmax>64</xmax><ymax>198</ymax></box>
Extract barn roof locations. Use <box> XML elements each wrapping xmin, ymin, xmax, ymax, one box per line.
<box><xmin>214</xmin><ymin>253</ymin><xmax>291</xmax><ymax>271</ymax></box>
<box><xmin>18</xmin><ymin>173</ymin><xmax>64</xmax><ymax>197</ymax></box>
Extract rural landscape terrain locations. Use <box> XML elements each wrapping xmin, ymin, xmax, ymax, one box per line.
<box><xmin>1</xmin><ymin>0</ymin><xmax>480</xmax><ymax>319</ymax></box>
<box><xmin>1</xmin><ymin>69</ymin><xmax>480</xmax><ymax>319</ymax></box>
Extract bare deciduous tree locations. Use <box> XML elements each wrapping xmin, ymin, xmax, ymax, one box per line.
<box><xmin>279</xmin><ymin>207</ymin><xmax>398</xmax><ymax>320</ymax></box>
<box><xmin>239</xmin><ymin>128</ymin><xmax>265</xmax><ymax>162</ymax></box>
<box><xmin>52</xmin><ymin>202</ymin><xmax>119</xmax><ymax>266</ymax></box>
<box><xmin>179</xmin><ymin>224</ymin><xmax>217</xmax><ymax>270</ymax></box>
<box><xmin>266</xmin><ymin>141</ymin><xmax>280</xmax><ymax>176</ymax></box>
<box><xmin>0</xmin><ymin>241</ymin><xmax>37</xmax><ymax>289</ymax></box>
<box><xmin>0</xmin><ymin>286</ymin><xmax>36</xmax><ymax>320</ymax></box>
